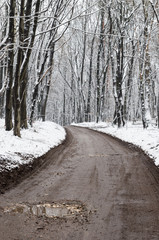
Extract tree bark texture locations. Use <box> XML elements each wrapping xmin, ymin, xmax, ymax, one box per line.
<box><xmin>5</xmin><ymin>0</ymin><xmax>16</xmax><ymax>131</ymax></box>
<box><xmin>13</xmin><ymin>0</ymin><xmax>25</xmax><ymax>137</ymax></box>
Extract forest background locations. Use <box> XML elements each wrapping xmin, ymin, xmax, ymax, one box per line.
<box><xmin>0</xmin><ymin>0</ymin><xmax>158</xmax><ymax>137</ymax></box>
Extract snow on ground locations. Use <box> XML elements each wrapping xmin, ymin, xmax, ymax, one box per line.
<box><xmin>72</xmin><ymin>121</ymin><xmax>159</xmax><ymax>167</ymax></box>
<box><xmin>0</xmin><ymin>120</ymin><xmax>66</xmax><ymax>172</ymax></box>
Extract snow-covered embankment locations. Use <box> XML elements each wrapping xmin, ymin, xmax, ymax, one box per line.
<box><xmin>0</xmin><ymin>120</ymin><xmax>66</xmax><ymax>172</ymax></box>
<box><xmin>72</xmin><ymin>122</ymin><xmax>159</xmax><ymax>167</ymax></box>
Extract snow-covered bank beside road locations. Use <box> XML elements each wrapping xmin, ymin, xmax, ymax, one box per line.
<box><xmin>72</xmin><ymin>122</ymin><xmax>159</xmax><ymax>167</ymax></box>
<box><xmin>0</xmin><ymin>120</ymin><xmax>66</xmax><ymax>172</ymax></box>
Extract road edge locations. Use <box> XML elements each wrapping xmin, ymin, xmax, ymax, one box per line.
<box><xmin>0</xmin><ymin>128</ymin><xmax>72</xmax><ymax>194</ymax></box>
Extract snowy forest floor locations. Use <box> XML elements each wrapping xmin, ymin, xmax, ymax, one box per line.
<box><xmin>0</xmin><ymin>120</ymin><xmax>66</xmax><ymax>193</ymax></box>
<box><xmin>72</xmin><ymin>121</ymin><xmax>159</xmax><ymax>168</ymax></box>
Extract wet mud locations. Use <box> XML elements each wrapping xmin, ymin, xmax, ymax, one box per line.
<box><xmin>3</xmin><ymin>200</ymin><xmax>88</xmax><ymax>219</ymax></box>
<box><xmin>0</xmin><ymin>126</ymin><xmax>159</xmax><ymax>240</ymax></box>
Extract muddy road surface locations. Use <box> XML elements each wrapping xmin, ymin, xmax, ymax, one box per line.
<box><xmin>0</xmin><ymin>126</ymin><xmax>159</xmax><ymax>240</ymax></box>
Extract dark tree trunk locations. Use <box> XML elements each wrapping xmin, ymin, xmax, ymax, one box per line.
<box><xmin>0</xmin><ymin>73</ymin><xmax>4</xmax><ymax>118</ymax></box>
<box><xmin>96</xmin><ymin>7</ymin><xmax>105</xmax><ymax>123</ymax></box>
<box><xmin>62</xmin><ymin>87</ymin><xmax>66</xmax><ymax>126</ymax></box>
<box><xmin>41</xmin><ymin>78</ymin><xmax>51</xmax><ymax>122</ymax></box>
<box><xmin>101</xmin><ymin>61</ymin><xmax>109</xmax><ymax>121</ymax></box>
<box><xmin>5</xmin><ymin>0</ymin><xmax>16</xmax><ymax>130</ymax></box>
<box><xmin>123</xmin><ymin>41</ymin><xmax>135</xmax><ymax>120</ymax></box>
<box><xmin>13</xmin><ymin>0</ymin><xmax>25</xmax><ymax>137</ymax></box>
<box><xmin>20</xmin><ymin>0</ymin><xmax>33</xmax><ymax>129</ymax></box>
<box><xmin>157</xmin><ymin>93</ymin><xmax>159</xmax><ymax>128</ymax></box>
<box><xmin>112</xmin><ymin>3</ymin><xmax>125</xmax><ymax>127</ymax></box>
<box><xmin>20</xmin><ymin>73</ymin><xmax>28</xmax><ymax>129</ymax></box>
<box><xmin>30</xmin><ymin>84</ymin><xmax>39</xmax><ymax>126</ymax></box>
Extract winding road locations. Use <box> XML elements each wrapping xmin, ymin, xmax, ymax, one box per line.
<box><xmin>0</xmin><ymin>126</ymin><xmax>159</xmax><ymax>240</ymax></box>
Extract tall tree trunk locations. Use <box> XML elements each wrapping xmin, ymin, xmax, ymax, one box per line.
<box><xmin>85</xmin><ymin>27</ymin><xmax>96</xmax><ymax>122</ymax></box>
<box><xmin>96</xmin><ymin>6</ymin><xmax>105</xmax><ymax>123</ymax></box>
<box><xmin>157</xmin><ymin>93</ymin><xmax>159</xmax><ymax>128</ymax></box>
<box><xmin>100</xmin><ymin>60</ymin><xmax>109</xmax><ymax>121</ymax></box>
<box><xmin>123</xmin><ymin>41</ymin><xmax>135</xmax><ymax>120</ymax></box>
<box><xmin>112</xmin><ymin>3</ymin><xmax>125</xmax><ymax>127</ymax></box>
<box><xmin>62</xmin><ymin>87</ymin><xmax>66</xmax><ymax>126</ymax></box>
<box><xmin>108</xmin><ymin>7</ymin><xmax>117</xmax><ymax>125</ymax></box>
<box><xmin>41</xmin><ymin>84</ymin><xmax>50</xmax><ymax>122</ymax></box>
<box><xmin>140</xmin><ymin>0</ymin><xmax>152</xmax><ymax>128</ymax></box>
<box><xmin>30</xmin><ymin>84</ymin><xmax>39</xmax><ymax>126</ymax></box>
<box><xmin>21</xmin><ymin>0</ymin><xmax>40</xmax><ymax>128</ymax></box>
<box><xmin>5</xmin><ymin>0</ymin><xmax>16</xmax><ymax>130</ymax></box>
<box><xmin>13</xmin><ymin>0</ymin><xmax>25</xmax><ymax>137</ymax></box>
<box><xmin>0</xmin><ymin>62</ymin><xmax>5</xmax><ymax>118</ymax></box>
<box><xmin>15</xmin><ymin>0</ymin><xmax>40</xmax><ymax>134</ymax></box>
<box><xmin>70</xmin><ymin>65</ymin><xmax>75</xmax><ymax>123</ymax></box>
<box><xmin>20</xmin><ymin>0</ymin><xmax>33</xmax><ymax>128</ymax></box>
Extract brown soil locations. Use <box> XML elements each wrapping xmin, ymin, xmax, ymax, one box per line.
<box><xmin>0</xmin><ymin>126</ymin><xmax>159</xmax><ymax>240</ymax></box>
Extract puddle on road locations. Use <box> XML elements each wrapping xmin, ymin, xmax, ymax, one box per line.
<box><xmin>3</xmin><ymin>201</ymin><xmax>86</xmax><ymax>218</ymax></box>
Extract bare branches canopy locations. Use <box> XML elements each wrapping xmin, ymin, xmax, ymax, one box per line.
<box><xmin>0</xmin><ymin>0</ymin><xmax>158</xmax><ymax>135</ymax></box>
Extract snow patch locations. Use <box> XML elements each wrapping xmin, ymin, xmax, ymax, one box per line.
<box><xmin>0</xmin><ymin>120</ymin><xmax>66</xmax><ymax>172</ymax></box>
<box><xmin>72</xmin><ymin>122</ymin><xmax>159</xmax><ymax>167</ymax></box>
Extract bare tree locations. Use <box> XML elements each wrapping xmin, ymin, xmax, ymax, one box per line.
<box><xmin>30</xmin><ymin>0</ymin><xmax>76</xmax><ymax>125</ymax></box>
<box><xmin>5</xmin><ymin>0</ymin><xmax>16</xmax><ymax>131</ymax></box>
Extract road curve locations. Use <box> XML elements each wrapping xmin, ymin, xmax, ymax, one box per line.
<box><xmin>0</xmin><ymin>126</ymin><xmax>159</xmax><ymax>240</ymax></box>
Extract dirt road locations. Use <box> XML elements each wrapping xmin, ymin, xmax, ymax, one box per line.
<box><xmin>0</xmin><ymin>126</ymin><xmax>159</xmax><ymax>240</ymax></box>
